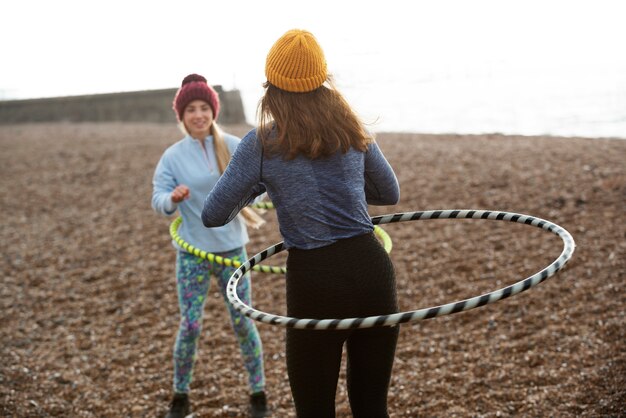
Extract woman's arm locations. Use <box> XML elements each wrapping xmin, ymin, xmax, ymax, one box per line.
<box><xmin>151</xmin><ymin>153</ymin><xmax>179</xmax><ymax>216</ymax></box>
<box><xmin>364</xmin><ymin>141</ymin><xmax>400</xmax><ymax>205</ymax></box>
<box><xmin>202</xmin><ymin>130</ymin><xmax>265</xmax><ymax>227</ymax></box>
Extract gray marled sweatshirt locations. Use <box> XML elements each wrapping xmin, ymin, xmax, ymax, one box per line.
<box><xmin>202</xmin><ymin>128</ymin><xmax>399</xmax><ymax>250</ymax></box>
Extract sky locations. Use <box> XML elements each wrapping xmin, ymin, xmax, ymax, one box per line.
<box><xmin>2</xmin><ymin>0</ymin><xmax>625</xmax><ymax>135</ymax></box>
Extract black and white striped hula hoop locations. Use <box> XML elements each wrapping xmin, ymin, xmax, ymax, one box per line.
<box><xmin>226</xmin><ymin>209</ymin><xmax>575</xmax><ymax>329</ymax></box>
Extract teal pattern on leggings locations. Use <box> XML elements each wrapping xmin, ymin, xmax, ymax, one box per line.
<box><xmin>173</xmin><ymin>248</ymin><xmax>265</xmax><ymax>394</ymax></box>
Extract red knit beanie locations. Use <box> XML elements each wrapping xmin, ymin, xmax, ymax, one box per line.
<box><xmin>172</xmin><ymin>74</ymin><xmax>220</xmax><ymax>121</ymax></box>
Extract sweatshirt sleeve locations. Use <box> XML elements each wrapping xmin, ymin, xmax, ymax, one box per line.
<box><xmin>364</xmin><ymin>141</ymin><xmax>400</xmax><ymax>205</ymax></box>
<box><xmin>151</xmin><ymin>152</ymin><xmax>178</xmax><ymax>216</ymax></box>
<box><xmin>202</xmin><ymin>130</ymin><xmax>265</xmax><ymax>227</ymax></box>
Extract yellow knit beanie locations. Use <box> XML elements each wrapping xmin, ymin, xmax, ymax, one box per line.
<box><xmin>265</xmin><ymin>29</ymin><xmax>327</xmax><ymax>93</ymax></box>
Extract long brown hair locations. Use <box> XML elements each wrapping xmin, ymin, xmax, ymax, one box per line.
<box><xmin>257</xmin><ymin>79</ymin><xmax>373</xmax><ymax>159</ymax></box>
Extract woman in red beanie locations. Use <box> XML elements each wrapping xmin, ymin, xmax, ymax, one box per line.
<box><xmin>152</xmin><ymin>74</ymin><xmax>269</xmax><ymax>418</ymax></box>
<box><xmin>202</xmin><ymin>30</ymin><xmax>400</xmax><ymax>418</ymax></box>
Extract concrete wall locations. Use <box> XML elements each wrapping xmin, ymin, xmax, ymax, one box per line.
<box><xmin>0</xmin><ymin>86</ymin><xmax>247</xmax><ymax>125</ymax></box>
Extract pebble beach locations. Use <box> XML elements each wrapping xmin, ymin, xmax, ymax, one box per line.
<box><xmin>0</xmin><ymin>122</ymin><xmax>624</xmax><ymax>417</ymax></box>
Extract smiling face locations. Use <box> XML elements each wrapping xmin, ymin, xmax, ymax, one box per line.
<box><xmin>182</xmin><ymin>99</ymin><xmax>214</xmax><ymax>139</ymax></box>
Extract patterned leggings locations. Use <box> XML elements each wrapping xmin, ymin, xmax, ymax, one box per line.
<box><xmin>173</xmin><ymin>248</ymin><xmax>265</xmax><ymax>394</ymax></box>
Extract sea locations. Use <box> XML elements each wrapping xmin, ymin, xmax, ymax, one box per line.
<box><xmin>238</xmin><ymin>62</ymin><xmax>626</xmax><ymax>140</ymax></box>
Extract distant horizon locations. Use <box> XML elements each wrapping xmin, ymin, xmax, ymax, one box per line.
<box><xmin>2</xmin><ymin>79</ymin><xmax>625</xmax><ymax>140</ymax></box>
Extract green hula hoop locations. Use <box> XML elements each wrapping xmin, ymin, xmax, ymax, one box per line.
<box><xmin>169</xmin><ymin>205</ymin><xmax>393</xmax><ymax>274</ymax></box>
<box><xmin>250</xmin><ymin>201</ymin><xmax>276</xmax><ymax>210</ymax></box>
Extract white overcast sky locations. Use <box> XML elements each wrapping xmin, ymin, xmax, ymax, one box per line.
<box><xmin>2</xmin><ymin>0</ymin><xmax>624</xmax><ymax>94</ymax></box>
<box><xmin>1</xmin><ymin>0</ymin><xmax>625</xmax><ymax>133</ymax></box>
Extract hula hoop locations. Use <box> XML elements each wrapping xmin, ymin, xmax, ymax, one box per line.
<box><xmin>226</xmin><ymin>209</ymin><xmax>576</xmax><ymax>329</ymax></box>
<box><xmin>169</xmin><ymin>216</ymin><xmax>393</xmax><ymax>274</ymax></box>
<box><xmin>250</xmin><ymin>201</ymin><xmax>276</xmax><ymax>210</ymax></box>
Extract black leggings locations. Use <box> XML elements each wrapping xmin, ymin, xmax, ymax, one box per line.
<box><xmin>286</xmin><ymin>232</ymin><xmax>399</xmax><ymax>418</ymax></box>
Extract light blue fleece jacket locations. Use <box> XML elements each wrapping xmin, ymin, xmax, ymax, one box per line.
<box><xmin>201</xmin><ymin>128</ymin><xmax>399</xmax><ymax>250</ymax></box>
<box><xmin>152</xmin><ymin>133</ymin><xmax>249</xmax><ymax>253</ymax></box>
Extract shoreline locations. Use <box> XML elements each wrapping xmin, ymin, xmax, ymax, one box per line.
<box><xmin>376</xmin><ymin>130</ymin><xmax>626</xmax><ymax>141</ymax></box>
<box><xmin>2</xmin><ymin>120</ymin><xmax>625</xmax><ymax>142</ymax></box>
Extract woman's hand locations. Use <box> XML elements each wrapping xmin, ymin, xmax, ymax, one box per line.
<box><xmin>171</xmin><ymin>185</ymin><xmax>190</xmax><ymax>203</ymax></box>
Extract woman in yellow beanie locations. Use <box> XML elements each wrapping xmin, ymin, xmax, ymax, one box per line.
<box><xmin>202</xmin><ymin>29</ymin><xmax>400</xmax><ymax>417</ymax></box>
